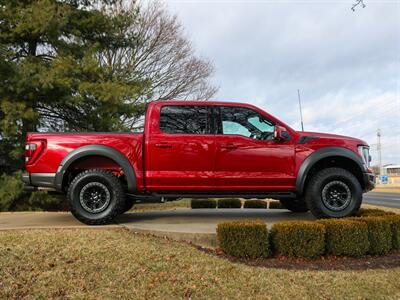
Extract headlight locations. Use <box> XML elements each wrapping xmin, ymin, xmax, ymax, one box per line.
<box><xmin>358</xmin><ymin>145</ymin><xmax>371</xmax><ymax>167</ymax></box>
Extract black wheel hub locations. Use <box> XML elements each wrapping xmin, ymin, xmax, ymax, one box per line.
<box><xmin>321</xmin><ymin>180</ymin><xmax>352</xmax><ymax>211</ymax></box>
<box><xmin>79</xmin><ymin>182</ymin><xmax>111</xmax><ymax>214</ymax></box>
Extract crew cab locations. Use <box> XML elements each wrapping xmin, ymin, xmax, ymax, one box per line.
<box><xmin>22</xmin><ymin>101</ymin><xmax>375</xmax><ymax>224</ymax></box>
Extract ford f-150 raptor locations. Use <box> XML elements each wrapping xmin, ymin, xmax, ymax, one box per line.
<box><xmin>22</xmin><ymin>101</ymin><xmax>375</xmax><ymax>224</ymax></box>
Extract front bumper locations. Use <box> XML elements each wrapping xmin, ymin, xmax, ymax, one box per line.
<box><xmin>363</xmin><ymin>172</ymin><xmax>376</xmax><ymax>192</ymax></box>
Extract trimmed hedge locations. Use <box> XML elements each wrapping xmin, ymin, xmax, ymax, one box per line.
<box><xmin>217</xmin><ymin>220</ymin><xmax>269</xmax><ymax>258</ymax></box>
<box><xmin>190</xmin><ymin>199</ymin><xmax>217</xmax><ymax>209</ymax></box>
<box><xmin>243</xmin><ymin>200</ymin><xmax>268</xmax><ymax>209</ymax></box>
<box><xmin>386</xmin><ymin>215</ymin><xmax>400</xmax><ymax>250</ymax></box>
<box><xmin>353</xmin><ymin>217</ymin><xmax>392</xmax><ymax>255</ymax></box>
<box><xmin>356</xmin><ymin>208</ymin><xmax>395</xmax><ymax>217</ymax></box>
<box><xmin>270</xmin><ymin>221</ymin><xmax>325</xmax><ymax>258</ymax></box>
<box><xmin>216</xmin><ymin>213</ymin><xmax>400</xmax><ymax>259</ymax></box>
<box><xmin>269</xmin><ymin>200</ymin><xmax>282</xmax><ymax>209</ymax></box>
<box><xmin>318</xmin><ymin>219</ymin><xmax>369</xmax><ymax>257</ymax></box>
<box><xmin>218</xmin><ymin>198</ymin><xmax>242</xmax><ymax>209</ymax></box>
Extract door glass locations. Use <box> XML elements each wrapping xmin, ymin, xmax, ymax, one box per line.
<box><xmin>222</xmin><ymin>121</ymin><xmax>252</xmax><ymax>137</ymax></box>
<box><xmin>159</xmin><ymin>105</ymin><xmax>208</xmax><ymax>134</ymax></box>
<box><xmin>220</xmin><ymin>106</ymin><xmax>275</xmax><ymax>140</ymax></box>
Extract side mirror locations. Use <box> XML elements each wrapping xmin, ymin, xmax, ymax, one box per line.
<box><xmin>274</xmin><ymin>125</ymin><xmax>290</xmax><ymax>141</ymax></box>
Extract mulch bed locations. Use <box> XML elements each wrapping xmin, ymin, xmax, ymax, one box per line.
<box><xmin>195</xmin><ymin>246</ymin><xmax>400</xmax><ymax>270</ymax></box>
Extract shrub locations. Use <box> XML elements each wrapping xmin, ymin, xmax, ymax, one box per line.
<box><xmin>243</xmin><ymin>200</ymin><xmax>268</xmax><ymax>209</ymax></box>
<box><xmin>0</xmin><ymin>172</ymin><xmax>24</xmax><ymax>211</ymax></box>
<box><xmin>385</xmin><ymin>215</ymin><xmax>400</xmax><ymax>250</ymax></box>
<box><xmin>356</xmin><ymin>208</ymin><xmax>395</xmax><ymax>217</ymax></box>
<box><xmin>318</xmin><ymin>219</ymin><xmax>369</xmax><ymax>257</ymax></box>
<box><xmin>270</xmin><ymin>221</ymin><xmax>325</xmax><ymax>258</ymax></box>
<box><xmin>354</xmin><ymin>217</ymin><xmax>392</xmax><ymax>255</ymax></box>
<box><xmin>218</xmin><ymin>198</ymin><xmax>242</xmax><ymax>209</ymax></box>
<box><xmin>217</xmin><ymin>220</ymin><xmax>269</xmax><ymax>258</ymax></box>
<box><xmin>14</xmin><ymin>191</ymin><xmax>68</xmax><ymax>212</ymax></box>
<box><xmin>269</xmin><ymin>200</ymin><xmax>282</xmax><ymax>209</ymax></box>
<box><xmin>190</xmin><ymin>199</ymin><xmax>217</xmax><ymax>209</ymax></box>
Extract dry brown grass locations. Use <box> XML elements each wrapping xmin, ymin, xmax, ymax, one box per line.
<box><xmin>131</xmin><ymin>199</ymin><xmax>190</xmax><ymax>212</ymax></box>
<box><xmin>1</xmin><ymin>229</ymin><xmax>400</xmax><ymax>299</ymax></box>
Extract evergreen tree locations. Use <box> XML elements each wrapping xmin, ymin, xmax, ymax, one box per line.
<box><xmin>0</xmin><ymin>0</ymin><xmax>147</xmax><ymax>169</ymax></box>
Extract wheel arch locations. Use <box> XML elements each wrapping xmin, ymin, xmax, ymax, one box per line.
<box><xmin>55</xmin><ymin>145</ymin><xmax>136</xmax><ymax>193</ymax></box>
<box><xmin>295</xmin><ymin>147</ymin><xmax>366</xmax><ymax>195</ymax></box>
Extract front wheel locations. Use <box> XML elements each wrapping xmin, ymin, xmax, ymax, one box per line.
<box><xmin>67</xmin><ymin>169</ymin><xmax>125</xmax><ymax>225</ymax></box>
<box><xmin>305</xmin><ymin>167</ymin><xmax>362</xmax><ymax>218</ymax></box>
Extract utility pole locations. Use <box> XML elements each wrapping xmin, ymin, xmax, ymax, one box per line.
<box><xmin>297</xmin><ymin>89</ymin><xmax>304</xmax><ymax>131</ymax></box>
<box><xmin>377</xmin><ymin>129</ymin><xmax>382</xmax><ymax>175</ymax></box>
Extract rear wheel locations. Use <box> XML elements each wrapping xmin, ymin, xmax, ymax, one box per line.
<box><xmin>67</xmin><ymin>169</ymin><xmax>125</xmax><ymax>225</ymax></box>
<box><xmin>305</xmin><ymin>167</ymin><xmax>362</xmax><ymax>218</ymax></box>
<box><xmin>280</xmin><ymin>198</ymin><xmax>309</xmax><ymax>212</ymax></box>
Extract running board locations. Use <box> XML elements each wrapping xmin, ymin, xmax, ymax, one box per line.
<box><xmin>152</xmin><ymin>192</ymin><xmax>297</xmax><ymax>200</ymax></box>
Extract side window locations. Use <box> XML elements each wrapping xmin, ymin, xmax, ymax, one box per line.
<box><xmin>222</xmin><ymin>121</ymin><xmax>252</xmax><ymax>137</ymax></box>
<box><xmin>159</xmin><ymin>105</ymin><xmax>208</xmax><ymax>134</ymax></box>
<box><xmin>219</xmin><ymin>106</ymin><xmax>275</xmax><ymax>140</ymax></box>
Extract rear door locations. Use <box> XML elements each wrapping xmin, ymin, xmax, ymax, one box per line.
<box><xmin>213</xmin><ymin>105</ymin><xmax>295</xmax><ymax>191</ymax></box>
<box><xmin>145</xmin><ymin>104</ymin><xmax>216</xmax><ymax>191</ymax></box>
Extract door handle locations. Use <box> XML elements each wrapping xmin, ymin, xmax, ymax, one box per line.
<box><xmin>220</xmin><ymin>143</ymin><xmax>237</xmax><ymax>149</ymax></box>
<box><xmin>155</xmin><ymin>142</ymin><xmax>172</xmax><ymax>148</ymax></box>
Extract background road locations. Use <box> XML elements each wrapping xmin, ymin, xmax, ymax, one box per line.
<box><xmin>363</xmin><ymin>192</ymin><xmax>400</xmax><ymax>209</ymax></box>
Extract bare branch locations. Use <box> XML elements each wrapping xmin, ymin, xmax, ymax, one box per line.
<box><xmin>98</xmin><ymin>1</ymin><xmax>218</xmax><ymax>128</ymax></box>
<box><xmin>351</xmin><ymin>0</ymin><xmax>366</xmax><ymax>11</ymax></box>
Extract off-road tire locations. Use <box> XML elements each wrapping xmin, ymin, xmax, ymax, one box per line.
<box><xmin>280</xmin><ymin>198</ymin><xmax>309</xmax><ymax>212</ymax></box>
<box><xmin>67</xmin><ymin>169</ymin><xmax>125</xmax><ymax>225</ymax></box>
<box><xmin>305</xmin><ymin>167</ymin><xmax>362</xmax><ymax>219</ymax></box>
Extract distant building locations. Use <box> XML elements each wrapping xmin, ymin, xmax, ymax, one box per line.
<box><xmin>383</xmin><ymin>165</ymin><xmax>400</xmax><ymax>176</ymax></box>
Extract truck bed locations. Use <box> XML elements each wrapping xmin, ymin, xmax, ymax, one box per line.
<box><xmin>25</xmin><ymin>132</ymin><xmax>144</xmax><ymax>189</ymax></box>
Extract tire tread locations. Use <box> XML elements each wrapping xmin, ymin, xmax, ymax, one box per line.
<box><xmin>305</xmin><ymin>167</ymin><xmax>362</xmax><ymax>219</ymax></box>
<box><xmin>67</xmin><ymin>169</ymin><xmax>125</xmax><ymax>225</ymax></box>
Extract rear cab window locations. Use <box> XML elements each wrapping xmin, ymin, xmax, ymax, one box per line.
<box><xmin>159</xmin><ymin>105</ymin><xmax>210</xmax><ymax>134</ymax></box>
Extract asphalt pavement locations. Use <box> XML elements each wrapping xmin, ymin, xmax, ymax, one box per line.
<box><xmin>363</xmin><ymin>192</ymin><xmax>400</xmax><ymax>208</ymax></box>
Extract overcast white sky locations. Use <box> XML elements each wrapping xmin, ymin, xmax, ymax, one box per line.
<box><xmin>162</xmin><ymin>0</ymin><xmax>400</xmax><ymax>166</ymax></box>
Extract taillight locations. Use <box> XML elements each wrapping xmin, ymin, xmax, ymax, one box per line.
<box><xmin>25</xmin><ymin>141</ymin><xmax>44</xmax><ymax>164</ymax></box>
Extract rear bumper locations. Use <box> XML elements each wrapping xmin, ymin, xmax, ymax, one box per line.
<box><xmin>363</xmin><ymin>172</ymin><xmax>375</xmax><ymax>192</ymax></box>
<box><xmin>22</xmin><ymin>172</ymin><xmax>56</xmax><ymax>189</ymax></box>
<box><xmin>22</xmin><ymin>172</ymin><xmax>31</xmax><ymax>185</ymax></box>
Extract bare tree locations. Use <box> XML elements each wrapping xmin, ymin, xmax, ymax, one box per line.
<box><xmin>99</xmin><ymin>1</ymin><xmax>218</xmax><ymax>128</ymax></box>
<box><xmin>351</xmin><ymin>0</ymin><xmax>366</xmax><ymax>11</ymax></box>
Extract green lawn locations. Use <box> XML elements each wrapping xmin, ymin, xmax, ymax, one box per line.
<box><xmin>1</xmin><ymin>229</ymin><xmax>399</xmax><ymax>299</ymax></box>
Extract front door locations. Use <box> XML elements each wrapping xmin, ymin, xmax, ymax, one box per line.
<box><xmin>145</xmin><ymin>104</ymin><xmax>215</xmax><ymax>191</ymax></box>
<box><xmin>213</xmin><ymin>106</ymin><xmax>295</xmax><ymax>192</ymax></box>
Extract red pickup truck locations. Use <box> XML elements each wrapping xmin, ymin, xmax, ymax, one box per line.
<box><xmin>22</xmin><ymin>101</ymin><xmax>375</xmax><ymax>224</ymax></box>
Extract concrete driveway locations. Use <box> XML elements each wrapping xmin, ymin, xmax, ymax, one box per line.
<box><xmin>116</xmin><ymin>209</ymin><xmax>315</xmax><ymax>247</ymax></box>
<box><xmin>0</xmin><ymin>211</ymin><xmax>120</xmax><ymax>230</ymax></box>
<box><xmin>0</xmin><ymin>209</ymin><xmax>314</xmax><ymax>232</ymax></box>
<box><xmin>0</xmin><ymin>209</ymin><xmax>315</xmax><ymax>247</ymax></box>
<box><xmin>116</xmin><ymin>209</ymin><xmax>315</xmax><ymax>233</ymax></box>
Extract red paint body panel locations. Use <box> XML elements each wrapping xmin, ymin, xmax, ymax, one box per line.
<box><xmin>26</xmin><ymin>133</ymin><xmax>145</xmax><ymax>191</ymax></box>
<box><xmin>25</xmin><ymin>100</ymin><xmax>368</xmax><ymax>194</ymax></box>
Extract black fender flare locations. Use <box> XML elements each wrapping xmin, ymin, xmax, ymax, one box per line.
<box><xmin>54</xmin><ymin>145</ymin><xmax>136</xmax><ymax>193</ymax></box>
<box><xmin>295</xmin><ymin>147</ymin><xmax>366</xmax><ymax>194</ymax></box>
